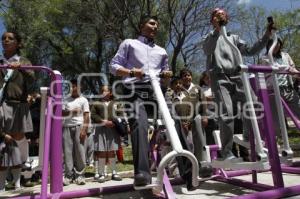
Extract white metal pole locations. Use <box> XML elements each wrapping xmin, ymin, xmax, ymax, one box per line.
<box><xmin>38</xmin><ymin>87</ymin><xmax>49</xmax><ymax>168</ymax></box>
<box><xmin>149</xmin><ymin>71</ymin><xmax>183</xmax><ymax>153</ymax></box>
<box><xmin>268</xmin><ymin>33</ymin><xmax>292</xmax><ymax>154</ymax></box>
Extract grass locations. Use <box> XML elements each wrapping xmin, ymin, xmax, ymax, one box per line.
<box><xmin>85</xmin><ymin>146</ymin><xmax>134</xmax><ymax>174</ymax></box>
<box><xmin>287</xmin><ymin>129</ymin><xmax>300</xmax><ymax>145</ymax></box>
<box><xmin>115</xmin><ymin>146</ymin><xmax>134</xmax><ymax>172</ymax></box>
<box><xmin>277</xmin><ymin>129</ymin><xmax>300</xmax><ymax>146</ymax></box>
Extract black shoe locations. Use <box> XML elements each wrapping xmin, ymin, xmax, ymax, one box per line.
<box><xmin>112</xmin><ymin>174</ymin><xmax>122</xmax><ymax>181</ymax></box>
<box><xmin>186</xmin><ymin>179</ymin><xmax>202</xmax><ymax>191</ymax></box>
<box><xmin>133</xmin><ymin>173</ymin><xmax>151</xmax><ymax>186</ymax></box>
<box><xmin>199</xmin><ymin>165</ymin><xmax>213</xmax><ymax>178</ymax></box>
<box><xmin>23</xmin><ymin>180</ymin><xmax>35</xmax><ymax>187</ymax></box>
<box><xmin>187</xmin><ymin>185</ymin><xmax>199</xmax><ymax>191</ymax></box>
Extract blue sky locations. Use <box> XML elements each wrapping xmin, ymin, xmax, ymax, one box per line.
<box><xmin>237</xmin><ymin>0</ymin><xmax>300</xmax><ymax>11</ymax></box>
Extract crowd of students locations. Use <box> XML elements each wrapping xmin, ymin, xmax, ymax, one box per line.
<box><xmin>0</xmin><ymin>7</ymin><xmax>299</xmax><ymax>195</ymax></box>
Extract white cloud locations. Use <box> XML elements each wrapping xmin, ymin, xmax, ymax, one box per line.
<box><xmin>237</xmin><ymin>0</ymin><xmax>251</xmax><ymax>5</ymax></box>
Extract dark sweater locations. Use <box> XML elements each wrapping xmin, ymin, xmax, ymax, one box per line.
<box><xmin>0</xmin><ymin>56</ymin><xmax>35</xmax><ymax>103</ymax></box>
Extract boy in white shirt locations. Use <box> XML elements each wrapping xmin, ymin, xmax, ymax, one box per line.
<box><xmin>62</xmin><ymin>79</ymin><xmax>90</xmax><ymax>185</ymax></box>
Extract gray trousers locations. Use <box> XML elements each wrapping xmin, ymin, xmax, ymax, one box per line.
<box><xmin>63</xmin><ymin>125</ymin><xmax>86</xmax><ymax>178</ymax></box>
<box><xmin>85</xmin><ymin>132</ymin><xmax>94</xmax><ymax>165</ymax></box>
<box><xmin>193</xmin><ymin>115</ymin><xmax>208</xmax><ymax>163</ymax></box>
<box><xmin>211</xmin><ymin>73</ymin><xmax>252</xmax><ymax>158</ymax></box>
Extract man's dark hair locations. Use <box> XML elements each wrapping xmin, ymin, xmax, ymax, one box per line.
<box><xmin>2</xmin><ymin>30</ymin><xmax>23</xmax><ymax>54</ymax></box>
<box><xmin>170</xmin><ymin>76</ymin><xmax>181</xmax><ymax>86</ymax></box>
<box><xmin>139</xmin><ymin>15</ymin><xmax>158</xmax><ymax>31</ymax></box>
<box><xmin>199</xmin><ymin>71</ymin><xmax>209</xmax><ymax>87</ymax></box>
<box><xmin>179</xmin><ymin>68</ymin><xmax>192</xmax><ymax>78</ymax></box>
<box><xmin>70</xmin><ymin>79</ymin><xmax>78</xmax><ymax>85</ymax></box>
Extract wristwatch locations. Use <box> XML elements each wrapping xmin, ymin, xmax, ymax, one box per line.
<box><xmin>129</xmin><ymin>69</ymin><xmax>135</xmax><ymax>77</ymax></box>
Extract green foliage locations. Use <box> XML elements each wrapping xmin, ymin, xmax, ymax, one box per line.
<box><xmin>235</xmin><ymin>5</ymin><xmax>300</xmax><ymax>67</ymax></box>
<box><xmin>2</xmin><ymin>0</ymin><xmax>298</xmax><ymax>91</ymax></box>
<box><xmin>272</xmin><ymin>9</ymin><xmax>300</xmax><ymax>67</ymax></box>
<box><xmin>1</xmin><ymin>0</ymin><xmax>233</xmax><ymax>79</ymax></box>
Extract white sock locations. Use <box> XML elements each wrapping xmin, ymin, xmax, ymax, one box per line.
<box><xmin>104</xmin><ymin>164</ymin><xmax>108</xmax><ymax>176</ymax></box>
<box><xmin>11</xmin><ymin>168</ymin><xmax>21</xmax><ymax>188</ymax></box>
<box><xmin>0</xmin><ymin>169</ymin><xmax>8</xmax><ymax>191</ymax></box>
<box><xmin>94</xmin><ymin>160</ymin><xmax>99</xmax><ymax>175</ymax></box>
<box><xmin>98</xmin><ymin>158</ymin><xmax>105</xmax><ymax>176</ymax></box>
<box><xmin>109</xmin><ymin>156</ymin><xmax>117</xmax><ymax>174</ymax></box>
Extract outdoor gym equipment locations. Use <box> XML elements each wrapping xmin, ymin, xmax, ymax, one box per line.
<box><xmin>232</xmin><ymin>29</ymin><xmax>300</xmax><ymax>173</ymax></box>
<box><xmin>202</xmin><ymin>25</ymin><xmax>300</xmax><ymax>198</ymax></box>
<box><xmin>6</xmin><ymin>65</ymin><xmax>203</xmax><ymax>199</ymax></box>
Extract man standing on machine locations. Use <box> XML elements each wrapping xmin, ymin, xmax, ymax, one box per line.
<box><xmin>202</xmin><ymin>8</ymin><xmax>274</xmax><ymax>161</ymax></box>
<box><xmin>110</xmin><ymin>15</ymin><xmax>172</xmax><ymax>187</ymax></box>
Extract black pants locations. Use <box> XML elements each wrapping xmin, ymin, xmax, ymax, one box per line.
<box><xmin>175</xmin><ymin>118</ymin><xmax>201</xmax><ymax>188</ymax></box>
<box><xmin>122</xmin><ymin>83</ymin><xmax>157</xmax><ymax>181</ymax></box>
<box><xmin>122</xmin><ymin>82</ymin><xmax>193</xmax><ymax>185</ymax></box>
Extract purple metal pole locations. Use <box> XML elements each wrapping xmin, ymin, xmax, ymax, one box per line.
<box><xmin>152</xmin><ymin>150</ymin><xmax>175</xmax><ymax>199</ymax></box>
<box><xmin>216</xmin><ymin>177</ymin><xmax>273</xmax><ymax>192</ymax></box>
<box><xmin>247</xmin><ymin>65</ymin><xmax>274</xmax><ymax>73</ymax></box>
<box><xmin>54</xmin><ymin>185</ymin><xmax>133</xmax><ymax>199</ymax></box>
<box><xmin>41</xmin><ymin>97</ymin><xmax>53</xmax><ymax>199</ymax></box>
<box><xmin>224</xmin><ymin>170</ymin><xmax>268</xmax><ymax>178</ymax></box>
<box><xmin>231</xmin><ymin>184</ymin><xmax>300</xmax><ymax>199</ymax></box>
<box><xmin>12</xmin><ymin>184</ymin><xmax>134</xmax><ymax>199</ymax></box>
<box><xmin>50</xmin><ymin>71</ymin><xmax>63</xmax><ymax>193</ymax></box>
<box><xmin>0</xmin><ymin>66</ymin><xmax>64</xmax><ymax>196</ymax></box>
<box><xmin>281</xmin><ymin>166</ymin><xmax>300</xmax><ymax>174</ymax></box>
<box><xmin>281</xmin><ymin>98</ymin><xmax>300</xmax><ymax>129</ymax></box>
<box><xmin>208</xmin><ymin>144</ymin><xmax>219</xmax><ymax>175</ymax></box>
<box><xmin>255</xmin><ymin>72</ymin><xmax>284</xmax><ymax>187</ymax></box>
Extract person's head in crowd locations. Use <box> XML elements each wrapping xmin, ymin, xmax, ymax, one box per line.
<box><xmin>179</xmin><ymin>68</ymin><xmax>193</xmax><ymax>89</ymax></box>
<box><xmin>1</xmin><ymin>31</ymin><xmax>23</xmax><ymax>59</ymax></box>
<box><xmin>199</xmin><ymin>71</ymin><xmax>211</xmax><ymax>87</ymax></box>
<box><xmin>266</xmin><ymin>38</ymin><xmax>283</xmax><ymax>58</ymax></box>
<box><xmin>100</xmin><ymin>85</ymin><xmax>113</xmax><ymax>101</ymax></box>
<box><xmin>210</xmin><ymin>8</ymin><xmax>229</xmax><ymax>30</ymax></box>
<box><xmin>139</xmin><ymin>15</ymin><xmax>159</xmax><ymax>40</ymax></box>
<box><xmin>70</xmin><ymin>79</ymin><xmax>80</xmax><ymax>98</ymax></box>
<box><xmin>170</xmin><ymin>76</ymin><xmax>183</xmax><ymax>94</ymax></box>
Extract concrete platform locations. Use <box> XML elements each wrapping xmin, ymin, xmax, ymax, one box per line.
<box><xmin>1</xmin><ymin>171</ymin><xmax>300</xmax><ymax>199</ymax></box>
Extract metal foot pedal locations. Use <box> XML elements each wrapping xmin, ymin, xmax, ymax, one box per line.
<box><xmin>233</xmin><ymin>134</ymin><xmax>268</xmax><ymax>153</ymax></box>
<box><xmin>211</xmin><ymin>159</ymin><xmax>270</xmax><ymax>170</ymax></box>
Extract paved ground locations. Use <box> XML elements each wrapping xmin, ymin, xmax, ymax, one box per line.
<box><xmin>1</xmin><ymin>170</ymin><xmax>300</xmax><ymax>199</ymax></box>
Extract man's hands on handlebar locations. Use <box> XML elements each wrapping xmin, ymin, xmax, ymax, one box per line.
<box><xmin>129</xmin><ymin>67</ymin><xmax>173</xmax><ymax>79</ymax></box>
<box><xmin>130</xmin><ymin>68</ymin><xmax>145</xmax><ymax>79</ymax></box>
<box><xmin>160</xmin><ymin>70</ymin><xmax>173</xmax><ymax>79</ymax></box>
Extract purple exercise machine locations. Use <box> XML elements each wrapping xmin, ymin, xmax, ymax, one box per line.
<box><xmin>3</xmin><ymin>26</ymin><xmax>300</xmax><ymax>199</ymax></box>
<box><xmin>6</xmin><ymin>65</ymin><xmax>204</xmax><ymax>199</ymax></box>
<box><xmin>203</xmin><ymin>26</ymin><xmax>300</xmax><ymax>198</ymax></box>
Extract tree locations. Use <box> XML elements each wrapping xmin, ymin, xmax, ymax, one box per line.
<box><xmin>273</xmin><ymin>9</ymin><xmax>300</xmax><ymax>67</ymax></box>
<box><xmin>4</xmin><ymin>0</ymin><xmax>275</xmax><ymax>89</ymax></box>
<box><xmin>164</xmin><ymin>0</ymin><xmax>234</xmax><ymax>74</ymax></box>
<box><xmin>234</xmin><ymin>5</ymin><xmax>268</xmax><ymax>64</ymax></box>
<box><xmin>235</xmin><ymin>5</ymin><xmax>300</xmax><ymax>67</ymax></box>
